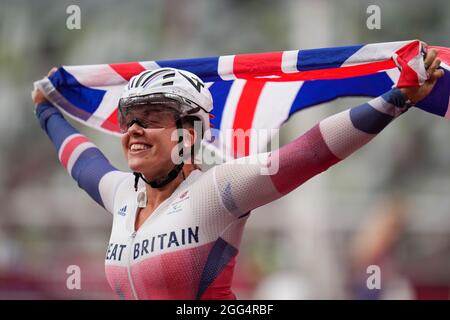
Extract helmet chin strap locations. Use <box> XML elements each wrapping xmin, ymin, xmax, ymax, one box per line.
<box><xmin>133</xmin><ymin>118</ymin><xmax>186</xmax><ymax>191</ymax></box>
<box><xmin>133</xmin><ymin>163</ymin><xmax>184</xmax><ymax>190</ymax></box>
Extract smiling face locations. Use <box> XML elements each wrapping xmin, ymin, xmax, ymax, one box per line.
<box><xmin>121</xmin><ymin>109</ymin><xmax>181</xmax><ymax>180</ymax></box>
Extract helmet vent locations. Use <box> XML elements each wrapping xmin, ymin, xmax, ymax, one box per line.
<box><xmin>163</xmin><ymin>73</ymin><xmax>176</xmax><ymax>79</ymax></box>
<box><xmin>134</xmin><ymin>70</ymin><xmax>153</xmax><ymax>88</ymax></box>
<box><xmin>138</xmin><ymin>69</ymin><xmax>166</xmax><ymax>88</ymax></box>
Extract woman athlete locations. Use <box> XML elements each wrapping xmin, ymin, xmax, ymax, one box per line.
<box><xmin>32</xmin><ymin>47</ymin><xmax>443</xmax><ymax>299</ymax></box>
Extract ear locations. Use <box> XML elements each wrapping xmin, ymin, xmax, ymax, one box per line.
<box><xmin>183</xmin><ymin>126</ymin><xmax>196</xmax><ymax>149</ymax></box>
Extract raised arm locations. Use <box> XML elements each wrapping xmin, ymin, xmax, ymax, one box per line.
<box><xmin>213</xmin><ymin>88</ymin><xmax>410</xmax><ymax>217</ymax></box>
<box><xmin>213</xmin><ymin>47</ymin><xmax>443</xmax><ymax>218</ymax></box>
<box><xmin>34</xmin><ymin>101</ymin><xmax>129</xmax><ymax>214</ymax></box>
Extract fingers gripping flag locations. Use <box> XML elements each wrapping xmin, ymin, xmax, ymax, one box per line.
<box><xmin>34</xmin><ymin>40</ymin><xmax>450</xmax><ymax>159</ymax></box>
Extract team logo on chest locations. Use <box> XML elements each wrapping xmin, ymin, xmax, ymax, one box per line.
<box><xmin>167</xmin><ymin>190</ymin><xmax>190</xmax><ymax>215</ymax></box>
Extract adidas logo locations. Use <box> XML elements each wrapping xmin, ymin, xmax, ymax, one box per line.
<box><xmin>118</xmin><ymin>205</ymin><xmax>127</xmax><ymax>216</ymax></box>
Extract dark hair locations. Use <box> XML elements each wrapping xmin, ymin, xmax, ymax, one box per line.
<box><xmin>179</xmin><ymin>116</ymin><xmax>203</xmax><ymax>166</ymax></box>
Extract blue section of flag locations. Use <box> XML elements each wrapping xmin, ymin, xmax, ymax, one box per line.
<box><xmin>416</xmin><ymin>68</ymin><xmax>450</xmax><ymax>117</ymax></box>
<box><xmin>49</xmin><ymin>68</ymin><xmax>106</xmax><ymax>120</ymax></box>
<box><xmin>289</xmin><ymin>72</ymin><xmax>394</xmax><ymax>116</ymax></box>
<box><xmin>156</xmin><ymin>56</ymin><xmax>220</xmax><ymax>82</ymax></box>
<box><xmin>209</xmin><ymin>80</ymin><xmax>233</xmax><ymax>131</ymax></box>
<box><xmin>297</xmin><ymin>44</ymin><xmax>364</xmax><ymax>71</ymax></box>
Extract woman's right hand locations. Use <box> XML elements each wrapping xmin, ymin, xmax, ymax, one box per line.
<box><xmin>32</xmin><ymin>67</ymin><xmax>58</xmax><ymax>105</ymax></box>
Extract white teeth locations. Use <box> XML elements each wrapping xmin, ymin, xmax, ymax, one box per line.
<box><xmin>130</xmin><ymin>144</ymin><xmax>150</xmax><ymax>151</ymax></box>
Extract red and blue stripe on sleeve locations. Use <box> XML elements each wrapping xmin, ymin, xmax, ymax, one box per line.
<box><xmin>35</xmin><ymin>102</ymin><xmax>123</xmax><ymax>211</ymax></box>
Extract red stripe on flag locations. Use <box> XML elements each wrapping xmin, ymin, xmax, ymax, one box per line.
<box><xmin>110</xmin><ymin>62</ymin><xmax>146</xmax><ymax>81</ymax></box>
<box><xmin>101</xmin><ymin>108</ymin><xmax>120</xmax><ymax>133</ymax></box>
<box><xmin>236</xmin><ymin>59</ymin><xmax>396</xmax><ymax>82</ymax></box>
<box><xmin>60</xmin><ymin>136</ymin><xmax>90</xmax><ymax>169</ymax></box>
<box><xmin>396</xmin><ymin>40</ymin><xmax>421</xmax><ymax>63</ymax></box>
<box><xmin>232</xmin><ymin>80</ymin><xmax>266</xmax><ymax>157</ymax></box>
<box><xmin>395</xmin><ymin>40</ymin><xmax>421</xmax><ymax>87</ymax></box>
<box><xmin>233</xmin><ymin>51</ymin><xmax>283</xmax><ymax>78</ymax></box>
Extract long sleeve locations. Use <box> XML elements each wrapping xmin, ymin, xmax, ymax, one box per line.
<box><xmin>35</xmin><ymin>102</ymin><xmax>130</xmax><ymax>213</ymax></box>
<box><xmin>212</xmin><ymin>88</ymin><xmax>409</xmax><ymax>217</ymax></box>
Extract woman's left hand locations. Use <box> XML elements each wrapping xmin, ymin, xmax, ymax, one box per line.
<box><xmin>400</xmin><ymin>46</ymin><xmax>445</xmax><ymax>104</ymax></box>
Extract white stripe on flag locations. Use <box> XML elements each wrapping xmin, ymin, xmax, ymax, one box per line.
<box><xmin>218</xmin><ymin>55</ymin><xmax>236</xmax><ymax>80</ymax></box>
<box><xmin>342</xmin><ymin>41</ymin><xmax>411</xmax><ymax>67</ymax></box>
<box><xmin>385</xmin><ymin>68</ymin><xmax>400</xmax><ymax>84</ymax></box>
<box><xmin>281</xmin><ymin>50</ymin><xmax>299</xmax><ymax>73</ymax></box>
<box><xmin>86</xmin><ymin>85</ymin><xmax>123</xmax><ymax>126</ymax></box>
<box><xmin>139</xmin><ymin>61</ymin><xmax>161</xmax><ymax>70</ymax></box>
<box><xmin>249</xmin><ymin>81</ymin><xmax>304</xmax><ymax>154</ymax></box>
<box><xmin>219</xmin><ymin>79</ymin><xmax>246</xmax><ymax>158</ymax></box>
<box><xmin>64</xmin><ymin>64</ymin><xmax>126</xmax><ymax>87</ymax></box>
<box><xmin>407</xmin><ymin>50</ymin><xmax>427</xmax><ymax>85</ymax></box>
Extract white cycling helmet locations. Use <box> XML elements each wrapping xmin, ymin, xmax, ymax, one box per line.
<box><xmin>119</xmin><ymin>67</ymin><xmax>214</xmax><ymax>190</ymax></box>
<box><xmin>119</xmin><ymin>67</ymin><xmax>213</xmax><ymax>138</ymax></box>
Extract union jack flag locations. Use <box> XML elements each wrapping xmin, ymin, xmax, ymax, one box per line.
<box><xmin>35</xmin><ymin>40</ymin><xmax>450</xmax><ymax>158</ymax></box>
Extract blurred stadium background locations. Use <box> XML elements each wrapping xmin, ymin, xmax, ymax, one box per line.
<box><xmin>0</xmin><ymin>0</ymin><xmax>449</xmax><ymax>299</ymax></box>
